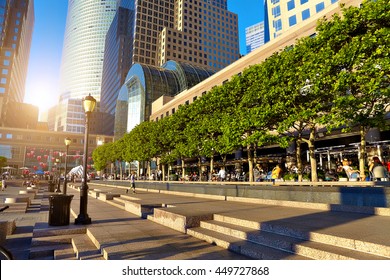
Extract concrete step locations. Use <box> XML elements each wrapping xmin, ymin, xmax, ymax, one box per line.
<box><xmin>54</xmin><ymin>247</ymin><xmax>77</xmax><ymax>260</ymax></box>
<box><xmin>31</xmin><ymin>234</ymin><xmax>75</xmax><ymax>247</ymax></box>
<box><xmin>32</xmin><ymin>227</ymin><xmax>86</xmax><ymax>238</ymax></box>
<box><xmin>187</xmin><ymin>227</ymin><xmax>310</xmax><ymax>260</ymax></box>
<box><xmin>71</xmin><ymin>234</ymin><xmax>103</xmax><ymax>260</ymax></box>
<box><xmin>213</xmin><ymin>214</ymin><xmax>390</xmax><ymax>258</ymax></box>
<box><xmin>200</xmin><ymin>220</ymin><xmax>388</xmax><ymax>260</ymax></box>
<box><xmin>105</xmin><ymin>199</ymin><xmax>126</xmax><ymax>210</ymax></box>
<box><xmin>29</xmin><ymin>243</ymin><xmax>70</xmax><ymax>260</ymax></box>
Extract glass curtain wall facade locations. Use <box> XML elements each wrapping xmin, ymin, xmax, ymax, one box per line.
<box><xmin>56</xmin><ymin>0</ymin><xmax>117</xmax><ymax>133</ymax></box>
<box><xmin>245</xmin><ymin>22</ymin><xmax>265</xmax><ymax>53</ymax></box>
<box><xmin>265</xmin><ymin>0</ymin><xmax>339</xmax><ymax>41</ymax></box>
<box><xmin>0</xmin><ymin>0</ymin><xmax>34</xmax><ymax>126</ymax></box>
<box><xmin>100</xmin><ymin>3</ymin><xmax>135</xmax><ymax>117</ymax></box>
<box><xmin>100</xmin><ymin>1</ymin><xmax>136</xmax><ymax>137</ymax></box>
<box><xmin>114</xmin><ymin>60</ymin><xmax>215</xmax><ymax>139</ymax></box>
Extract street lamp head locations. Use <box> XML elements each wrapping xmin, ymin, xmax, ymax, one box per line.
<box><xmin>82</xmin><ymin>94</ymin><xmax>96</xmax><ymax>113</ymax></box>
<box><xmin>64</xmin><ymin>137</ymin><xmax>72</xmax><ymax>147</ymax></box>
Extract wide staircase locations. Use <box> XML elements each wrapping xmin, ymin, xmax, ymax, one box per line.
<box><xmin>3</xmin><ymin>183</ymin><xmax>390</xmax><ymax>260</ymax></box>
<box><xmin>186</xmin><ymin>214</ymin><xmax>389</xmax><ymax>260</ymax></box>
<box><xmin>83</xmin><ymin>186</ymin><xmax>390</xmax><ymax>260</ymax></box>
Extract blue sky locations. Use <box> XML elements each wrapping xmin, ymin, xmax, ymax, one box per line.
<box><xmin>24</xmin><ymin>0</ymin><xmax>264</xmax><ymax>113</ymax></box>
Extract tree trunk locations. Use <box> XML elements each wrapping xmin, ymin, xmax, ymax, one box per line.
<box><xmin>296</xmin><ymin>138</ymin><xmax>303</xmax><ymax>182</ymax></box>
<box><xmin>198</xmin><ymin>157</ymin><xmax>201</xmax><ymax>177</ymax></box>
<box><xmin>247</xmin><ymin>144</ymin><xmax>254</xmax><ymax>182</ymax></box>
<box><xmin>359</xmin><ymin>125</ymin><xmax>367</xmax><ymax>180</ymax></box>
<box><xmin>162</xmin><ymin>163</ymin><xmax>166</xmax><ymax>181</ymax></box>
<box><xmin>181</xmin><ymin>158</ymin><xmax>185</xmax><ymax>180</ymax></box>
<box><xmin>119</xmin><ymin>160</ymin><xmax>123</xmax><ymax>180</ymax></box>
<box><xmin>309</xmin><ymin>127</ymin><xmax>318</xmax><ymax>182</ymax></box>
<box><xmin>210</xmin><ymin>156</ymin><xmax>214</xmax><ymax>181</ymax></box>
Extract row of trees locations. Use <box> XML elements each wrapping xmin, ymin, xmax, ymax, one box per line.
<box><xmin>93</xmin><ymin>0</ymin><xmax>389</xmax><ymax>182</ymax></box>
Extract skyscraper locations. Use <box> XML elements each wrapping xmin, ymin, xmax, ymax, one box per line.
<box><xmin>0</xmin><ymin>0</ymin><xmax>34</xmax><ymax>126</ymax></box>
<box><xmin>100</xmin><ymin>0</ymin><xmax>240</xmax><ymax>134</ymax></box>
<box><xmin>100</xmin><ymin>0</ymin><xmax>135</xmax><ymax>116</ymax></box>
<box><xmin>265</xmin><ymin>0</ymin><xmax>340</xmax><ymax>42</ymax></box>
<box><xmin>245</xmin><ymin>22</ymin><xmax>265</xmax><ymax>53</ymax></box>
<box><xmin>56</xmin><ymin>0</ymin><xmax>117</xmax><ymax>133</ymax></box>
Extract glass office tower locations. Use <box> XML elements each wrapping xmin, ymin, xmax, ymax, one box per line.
<box><xmin>245</xmin><ymin>22</ymin><xmax>265</xmax><ymax>53</ymax></box>
<box><xmin>56</xmin><ymin>0</ymin><xmax>117</xmax><ymax>133</ymax></box>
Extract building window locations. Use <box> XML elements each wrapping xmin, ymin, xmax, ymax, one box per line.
<box><xmin>6</xmin><ymin>134</ymin><xmax>12</xmax><ymax>139</ymax></box>
<box><xmin>331</xmin><ymin>0</ymin><xmax>338</xmax><ymax>3</ymax></box>
<box><xmin>316</xmin><ymin>2</ymin><xmax>325</xmax><ymax>13</ymax></box>
<box><xmin>287</xmin><ymin>0</ymin><xmax>295</xmax><ymax>11</ymax></box>
<box><xmin>300</xmin><ymin>0</ymin><xmax>308</xmax><ymax>4</ymax></box>
<box><xmin>0</xmin><ymin>87</ymin><xmax>5</xmax><ymax>94</ymax></box>
<box><xmin>2</xmin><ymin>69</ymin><xmax>8</xmax><ymax>74</ymax></box>
<box><xmin>3</xmin><ymin>60</ymin><xmax>10</xmax><ymax>66</ymax></box>
<box><xmin>274</xmin><ymin>19</ymin><xmax>282</xmax><ymax>31</ymax></box>
<box><xmin>302</xmin><ymin>9</ymin><xmax>310</xmax><ymax>20</ymax></box>
<box><xmin>5</xmin><ymin>51</ymin><xmax>11</xmax><ymax>57</ymax></box>
<box><xmin>272</xmin><ymin>5</ymin><xmax>281</xmax><ymax>17</ymax></box>
<box><xmin>289</xmin><ymin>15</ymin><xmax>297</xmax><ymax>27</ymax></box>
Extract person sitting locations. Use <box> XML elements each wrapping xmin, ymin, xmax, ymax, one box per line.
<box><xmin>271</xmin><ymin>164</ymin><xmax>282</xmax><ymax>180</ymax></box>
<box><xmin>342</xmin><ymin>159</ymin><xmax>360</xmax><ymax>180</ymax></box>
<box><xmin>217</xmin><ymin>168</ymin><xmax>226</xmax><ymax>181</ymax></box>
<box><xmin>369</xmin><ymin>157</ymin><xmax>388</xmax><ymax>181</ymax></box>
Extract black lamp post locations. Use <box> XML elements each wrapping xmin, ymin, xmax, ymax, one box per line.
<box><xmin>63</xmin><ymin>137</ymin><xmax>71</xmax><ymax>195</ymax></box>
<box><xmin>75</xmin><ymin>94</ymin><xmax>96</xmax><ymax>225</ymax></box>
<box><xmin>55</xmin><ymin>157</ymin><xmax>61</xmax><ymax>192</ymax></box>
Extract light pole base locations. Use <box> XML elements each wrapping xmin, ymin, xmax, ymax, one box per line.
<box><xmin>55</xmin><ymin>179</ymin><xmax>61</xmax><ymax>193</ymax></box>
<box><xmin>75</xmin><ymin>214</ymin><xmax>91</xmax><ymax>225</ymax></box>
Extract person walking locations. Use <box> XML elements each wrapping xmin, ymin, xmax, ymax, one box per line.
<box><xmin>1</xmin><ymin>177</ymin><xmax>6</xmax><ymax>191</ymax></box>
<box><xmin>126</xmin><ymin>171</ymin><xmax>136</xmax><ymax>194</ymax></box>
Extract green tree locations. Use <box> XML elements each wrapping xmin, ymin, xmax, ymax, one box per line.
<box><xmin>0</xmin><ymin>156</ymin><xmax>7</xmax><ymax>169</ymax></box>
<box><xmin>319</xmin><ymin>0</ymin><xmax>390</xmax><ymax>176</ymax></box>
<box><xmin>92</xmin><ymin>143</ymin><xmax>110</xmax><ymax>173</ymax></box>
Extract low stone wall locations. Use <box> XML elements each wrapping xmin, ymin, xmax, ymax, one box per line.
<box><xmin>93</xmin><ymin>180</ymin><xmax>390</xmax><ymax>208</ymax></box>
<box><xmin>0</xmin><ymin>220</ymin><xmax>16</xmax><ymax>244</ymax></box>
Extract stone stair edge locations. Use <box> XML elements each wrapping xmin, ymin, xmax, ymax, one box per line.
<box><xmin>187</xmin><ymin>227</ymin><xmax>310</xmax><ymax>260</ymax></box>
<box><xmin>213</xmin><ymin>213</ymin><xmax>390</xmax><ymax>257</ymax></box>
<box><xmin>199</xmin><ymin>220</ymin><xmax>389</xmax><ymax>260</ymax></box>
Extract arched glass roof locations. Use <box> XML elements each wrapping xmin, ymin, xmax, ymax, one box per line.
<box><xmin>114</xmin><ymin>60</ymin><xmax>216</xmax><ymax>138</ymax></box>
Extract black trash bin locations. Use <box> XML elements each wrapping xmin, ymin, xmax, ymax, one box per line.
<box><xmin>48</xmin><ymin>194</ymin><xmax>74</xmax><ymax>226</ymax></box>
<box><xmin>48</xmin><ymin>181</ymin><xmax>55</xmax><ymax>192</ymax></box>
